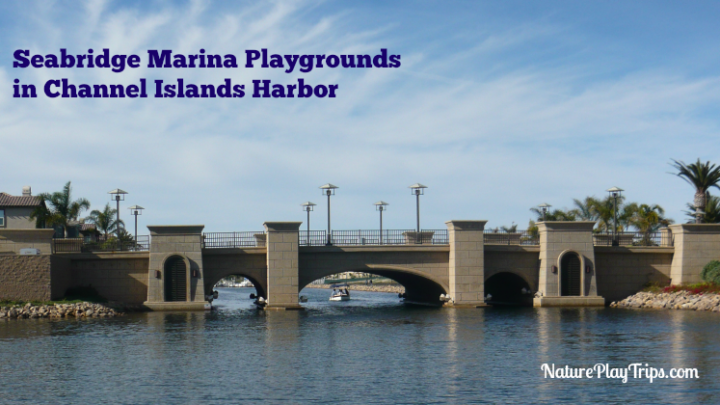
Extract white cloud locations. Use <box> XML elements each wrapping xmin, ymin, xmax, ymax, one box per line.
<box><xmin>1</xmin><ymin>0</ymin><xmax>718</xmax><ymax>232</ymax></box>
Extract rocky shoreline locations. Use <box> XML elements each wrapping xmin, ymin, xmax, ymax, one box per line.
<box><xmin>304</xmin><ymin>284</ymin><xmax>405</xmax><ymax>294</ymax></box>
<box><xmin>0</xmin><ymin>302</ymin><xmax>134</xmax><ymax>320</ymax></box>
<box><xmin>610</xmin><ymin>291</ymin><xmax>720</xmax><ymax>312</ymax></box>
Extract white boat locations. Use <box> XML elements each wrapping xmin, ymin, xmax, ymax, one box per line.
<box><xmin>329</xmin><ymin>284</ymin><xmax>350</xmax><ymax>301</ymax></box>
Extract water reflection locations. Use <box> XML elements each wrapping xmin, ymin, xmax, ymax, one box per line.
<box><xmin>1</xmin><ymin>293</ymin><xmax>720</xmax><ymax>404</ymax></box>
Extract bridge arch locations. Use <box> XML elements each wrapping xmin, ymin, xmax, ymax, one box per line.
<box><xmin>484</xmin><ymin>271</ymin><xmax>533</xmax><ymax>306</ymax></box>
<box><xmin>299</xmin><ymin>264</ymin><xmax>448</xmax><ymax>304</ymax></box>
<box><xmin>201</xmin><ymin>252</ymin><xmax>268</xmax><ymax>299</ymax></box>
<box><xmin>203</xmin><ymin>272</ymin><xmax>266</xmax><ymax>300</ymax></box>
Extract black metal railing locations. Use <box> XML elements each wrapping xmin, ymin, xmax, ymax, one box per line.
<box><xmin>52</xmin><ymin>238</ymin><xmax>84</xmax><ymax>253</ymax></box>
<box><xmin>53</xmin><ymin>235</ymin><xmax>151</xmax><ymax>253</ymax></box>
<box><xmin>592</xmin><ymin>231</ymin><xmax>672</xmax><ymax>247</ymax></box>
<box><xmin>299</xmin><ymin>230</ymin><xmax>328</xmax><ymax>246</ymax></box>
<box><xmin>299</xmin><ymin>229</ymin><xmax>448</xmax><ymax>246</ymax></box>
<box><xmin>483</xmin><ymin>230</ymin><xmax>539</xmax><ymax>245</ymax></box>
<box><xmin>201</xmin><ymin>229</ymin><xmax>450</xmax><ymax>248</ymax></box>
<box><xmin>202</xmin><ymin>231</ymin><xmax>265</xmax><ymax>248</ymax></box>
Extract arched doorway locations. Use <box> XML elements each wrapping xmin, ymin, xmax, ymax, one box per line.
<box><xmin>485</xmin><ymin>272</ymin><xmax>533</xmax><ymax>306</ymax></box>
<box><xmin>560</xmin><ymin>252</ymin><xmax>582</xmax><ymax>296</ymax></box>
<box><xmin>164</xmin><ymin>256</ymin><xmax>187</xmax><ymax>302</ymax></box>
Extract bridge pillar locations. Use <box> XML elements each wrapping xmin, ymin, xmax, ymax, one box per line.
<box><xmin>534</xmin><ymin>221</ymin><xmax>604</xmax><ymax>307</ymax></box>
<box><xmin>264</xmin><ymin>222</ymin><xmax>303</xmax><ymax>310</ymax></box>
<box><xmin>668</xmin><ymin>224</ymin><xmax>720</xmax><ymax>285</ymax></box>
<box><xmin>144</xmin><ymin>225</ymin><xmax>209</xmax><ymax>311</ymax></box>
<box><xmin>446</xmin><ymin>220</ymin><xmax>487</xmax><ymax>307</ymax></box>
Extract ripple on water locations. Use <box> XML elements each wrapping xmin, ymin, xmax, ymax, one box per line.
<box><xmin>0</xmin><ymin>287</ymin><xmax>719</xmax><ymax>404</ymax></box>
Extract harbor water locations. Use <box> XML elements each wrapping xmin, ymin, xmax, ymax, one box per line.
<box><xmin>1</xmin><ymin>287</ymin><xmax>719</xmax><ymax>404</ymax></box>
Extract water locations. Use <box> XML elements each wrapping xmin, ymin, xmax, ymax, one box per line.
<box><xmin>1</xmin><ymin>287</ymin><xmax>719</xmax><ymax>404</ymax></box>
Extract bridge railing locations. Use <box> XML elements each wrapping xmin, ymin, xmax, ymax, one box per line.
<box><xmin>299</xmin><ymin>229</ymin><xmax>449</xmax><ymax>246</ymax></box>
<box><xmin>52</xmin><ymin>235</ymin><xmax>151</xmax><ymax>253</ymax></box>
<box><xmin>483</xmin><ymin>230</ymin><xmax>539</xmax><ymax>245</ymax></box>
<box><xmin>202</xmin><ymin>231</ymin><xmax>265</xmax><ymax>248</ymax></box>
<box><xmin>592</xmin><ymin>231</ymin><xmax>672</xmax><ymax>247</ymax></box>
<box><xmin>201</xmin><ymin>229</ymin><xmax>450</xmax><ymax>248</ymax></box>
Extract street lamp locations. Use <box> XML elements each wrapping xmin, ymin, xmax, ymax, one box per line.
<box><xmin>320</xmin><ymin>184</ymin><xmax>338</xmax><ymax>245</ymax></box>
<box><xmin>538</xmin><ymin>203</ymin><xmax>551</xmax><ymax>222</ymax></box>
<box><xmin>695</xmin><ymin>207</ymin><xmax>705</xmax><ymax>224</ymax></box>
<box><xmin>409</xmin><ymin>184</ymin><xmax>427</xmax><ymax>243</ymax></box>
<box><xmin>301</xmin><ymin>201</ymin><xmax>316</xmax><ymax>245</ymax></box>
<box><xmin>374</xmin><ymin>201</ymin><xmax>389</xmax><ymax>245</ymax></box>
<box><xmin>128</xmin><ymin>205</ymin><xmax>144</xmax><ymax>249</ymax></box>
<box><xmin>606</xmin><ymin>187</ymin><xmax>624</xmax><ymax>246</ymax></box>
<box><xmin>108</xmin><ymin>189</ymin><xmax>128</xmax><ymax>239</ymax></box>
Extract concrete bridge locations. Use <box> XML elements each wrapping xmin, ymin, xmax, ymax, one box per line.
<box><xmin>2</xmin><ymin>221</ymin><xmax>719</xmax><ymax>310</ymax></box>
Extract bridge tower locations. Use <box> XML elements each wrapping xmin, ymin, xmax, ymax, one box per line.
<box><xmin>144</xmin><ymin>225</ymin><xmax>209</xmax><ymax>310</ymax></box>
<box><xmin>264</xmin><ymin>222</ymin><xmax>303</xmax><ymax>310</ymax></box>
<box><xmin>446</xmin><ymin>220</ymin><xmax>488</xmax><ymax>307</ymax></box>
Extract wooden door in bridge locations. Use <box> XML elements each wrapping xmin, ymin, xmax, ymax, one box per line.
<box><xmin>560</xmin><ymin>253</ymin><xmax>581</xmax><ymax>296</ymax></box>
<box><xmin>164</xmin><ymin>256</ymin><xmax>187</xmax><ymax>302</ymax></box>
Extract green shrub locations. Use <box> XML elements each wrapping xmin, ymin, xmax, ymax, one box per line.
<box><xmin>701</xmin><ymin>260</ymin><xmax>720</xmax><ymax>284</ymax></box>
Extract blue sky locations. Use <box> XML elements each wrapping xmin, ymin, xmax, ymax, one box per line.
<box><xmin>2</xmin><ymin>0</ymin><xmax>720</xmax><ymax>233</ymax></box>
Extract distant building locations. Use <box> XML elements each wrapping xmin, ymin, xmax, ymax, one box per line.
<box><xmin>67</xmin><ymin>221</ymin><xmax>101</xmax><ymax>242</ymax></box>
<box><xmin>0</xmin><ymin>186</ymin><xmax>44</xmax><ymax>229</ymax></box>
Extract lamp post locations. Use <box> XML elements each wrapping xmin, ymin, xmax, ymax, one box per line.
<box><xmin>374</xmin><ymin>201</ymin><xmax>389</xmax><ymax>245</ymax></box>
<box><xmin>108</xmin><ymin>189</ymin><xmax>128</xmax><ymax>239</ymax></box>
<box><xmin>538</xmin><ymin>203</ymin><xmax>551</xmax><ymax>222</ymax></box>
<box><xmin>606</xmin><ymin>187</ymin><xmax>623</xmax><ymax>246</ymax></box>
<box><xmin>301</xmin><ymin>201</ymin><xmax>316</xmax><ymax>246</ymax></box>
<box><xmin>128</xmin><ymin>205</ymin><xmax>144</xmax><ymax>249</ymax></box>
<box><xmin>409</xmin><ymin>184</ymin><xmax>427</xmax><ymax>243</ymax></box>
<box><xmin>319</xmin><ymin>184</ymin><xmax>338</xmax><ymax>245</ymax></box>
<box><xmin>695</xmin><ymin>207</ymin><xmax>705</xmax><ymax>224</ymax></box>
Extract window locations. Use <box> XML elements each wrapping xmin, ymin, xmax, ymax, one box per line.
<box><xmin>0</xmin><ymin>209</ymin><xmax>4</xmax><ymax>227</ymax></box>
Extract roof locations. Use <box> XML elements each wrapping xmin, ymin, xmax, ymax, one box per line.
<box><xmin>0</xmin><ymin>192</ymin><xmax>43</xmax><ymax>207</ymax></box>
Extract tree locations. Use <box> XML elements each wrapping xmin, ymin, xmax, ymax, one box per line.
<box><xmin>590</xmin><ymin>195</ymin><xmax>623</xmax><ymax>236</ymax></box>
<box><xmin>527</xmin><ymin>220</ymin><xmax>539</xmax><ymax>242</ymax></box>
<box><xmin>102</xmin><ymin>229</ymin><xmax>135</xmax><ymax>251</ymax></box>
<box><xmin>628</xmin><ymin>204</ymin><xmax>673</xmax><ymax>246</ymax></box>
<box><xmin>619</xmin><ymin>202</ymin><xmax>639</xmax><ymax>232</ymax></box>
<box><xmin>501</xmin><ymin>223</ymin><xmax>518</xmax><ymax>233</ymax></box>
<box><xmin>87</xmin><ymin>203</ymin><xmax>124</xmax><ymax>239</ymax></box>
<box><xmin>529</xmin><ymin>207</ymin><xmax>577</xmax><ymax>222</ymax></box>
<box><xmin>572</xmin><ymin>197</ymin><xmax>599</xmax><ymax>221</ymax></box>
<box><xmin>671</xmin><ymin>159</ymin><xmax>720</xmax><ymax>223</ymax></box>
<box><xmin>30</xmin><ymin>181</ymin><xmax>90</xmax><ymax>238</ymax></box>
<box><xmin>685</xmin><ymin>194</ymin><xmax>720</xmax><ymax>223</ymax></box>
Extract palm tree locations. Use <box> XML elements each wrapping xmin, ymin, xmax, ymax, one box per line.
<box><xmin>30</xmin><ymin>181</ymin><xmax>90</xmax><ymax>238</ymax></box>
<box><xmin>671</xmin><ymin>159</ymin><xmax>720</xmax><ymax>223</ymax></box>
<box><xmin>619</xmin><ymin>202</ymin><xmax>639</xmax><ymax>231</ymax></box>
<box><xmin>529</xmin><ymin>207</ymin><xmax>577</xmax><ymax>222</ymax></box>
<box><xmin>572</xmin><ymin>197</ymin><xmax>599</xmax><ymax>221</ymax></box>
<box><xmin>685</xmin><ymin>194</ymin><xmax>720</xmax><ymax>223</ymax></box>
<box><xmin>87</xmin><ymin>203</ymin><xmax>124</xmax><ymax>239</ymax></box>
<box><xmin>589</xmin><ymin>196</ymin><xmax>622</xmax><ymax>235</ymax></box>
<box><xmin>501</xmin><ymin>223</ymin><xmax>518</xmax><ymax>233</ymax></box>
<box><xmin>628</xmin><ymin>204</ymin><xmax>673</xmax><ymax>246</ymax></box>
